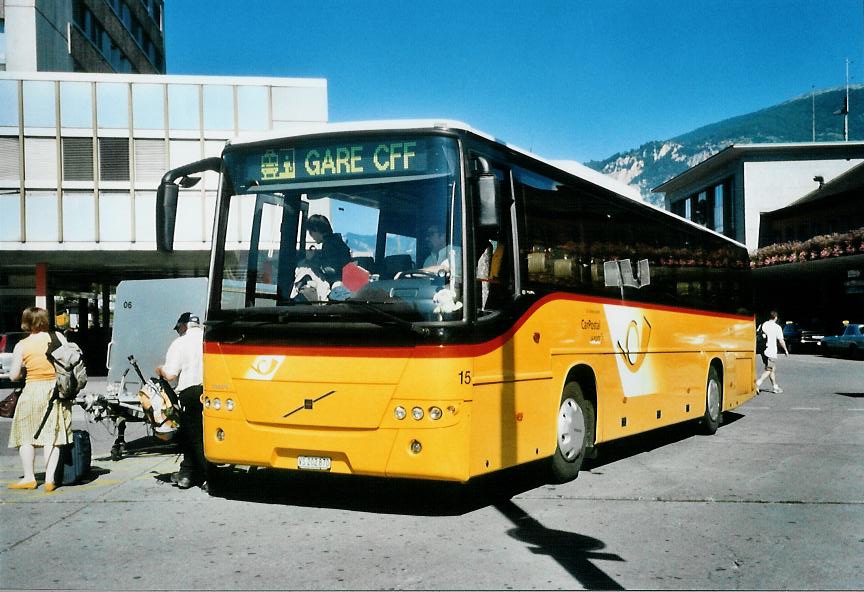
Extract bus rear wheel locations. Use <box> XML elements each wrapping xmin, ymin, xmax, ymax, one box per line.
<box><xmin>549</xmin><ymin>382</ymin><xmax>595</xmax><ymax>483</ymax></box>
<box><xmin>700</xmin><ymin>366</ymin><xmax>723</xmax><ymax>435</ymax></box>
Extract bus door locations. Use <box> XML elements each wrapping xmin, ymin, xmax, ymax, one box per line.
<box><xmin>245</xmin><ymin>192</ymin><xmax>307</xmax><ymax>307</ymax></box>
<box><xmin>470</xmin><ymin>160</ymin><xmax>517</xmax><ymax>317</ymax></box>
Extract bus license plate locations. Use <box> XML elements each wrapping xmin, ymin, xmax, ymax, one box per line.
<box><xmin>297</xmin><ymin>455</ymin><xmax>331</xmax><ymax>471</ymax></box>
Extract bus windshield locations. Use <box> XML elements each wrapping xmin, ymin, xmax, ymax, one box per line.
<box><xmin>214</xmin><ymin>134</ymin><xmax>464</xmax><ymax>324</ymax></box>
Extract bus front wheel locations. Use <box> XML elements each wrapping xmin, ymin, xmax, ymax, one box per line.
<box><xmin>549</xmin><ymin>382</ymin><xmax>595</xmax><ymax>483</ymax></box>
<box><xmin>700</xmin><ymin>366</ymin><xmax>723</xmax><ymax>435</ymax></box>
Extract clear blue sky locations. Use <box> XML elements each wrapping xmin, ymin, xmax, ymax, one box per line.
<box><xmin>165</xmin><ymin>0</ymin><xmax>864</xmax><ymax>163</ymax></box>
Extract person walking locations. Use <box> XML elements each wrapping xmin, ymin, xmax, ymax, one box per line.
<box><xmin>156</xmin><ymin>312</ymin><xmax>206</xmax><ymax>490</ymax></box>
<box><xmin>7</xmin><ymin>307</ymin><xmax>72</xmax><ymax>491</ymax></box>
<box><xmin>756</xmin><ymin>310</ymin><xmax>789</xmax><ymax>393</ymax></box>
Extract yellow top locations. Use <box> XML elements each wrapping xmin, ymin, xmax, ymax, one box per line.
<box><xmin>17</xmin><ymin>332</ymin><xmax>56</xmax><ymax>382</ymax></box>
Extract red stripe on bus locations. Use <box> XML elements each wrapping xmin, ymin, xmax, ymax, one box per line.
<box><xmin>206</xmin><ymin>293</ymin><xmax>753</xmax><ymax>359</ymax></box>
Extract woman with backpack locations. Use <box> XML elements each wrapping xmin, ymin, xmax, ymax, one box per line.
<box><xmin>6</xmin><ymin>307</ymin><xmax>72</xmax><ymax>492</ymax></box>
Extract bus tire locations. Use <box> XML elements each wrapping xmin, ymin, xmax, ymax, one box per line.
<box><xmin>549</xmin><ymin>382</ymin><xmax>595</xmax><ymax>483</ymax></box>
<box><xmin>700</xmin><ymin>366</ymin><xmax>723</xmax><ymax>435</ymax></box>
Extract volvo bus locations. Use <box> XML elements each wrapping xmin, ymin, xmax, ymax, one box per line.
<box><xmin>155</xmin><ymin>120</ymin><xmax>755</xmax><ymax>484</ymax></box>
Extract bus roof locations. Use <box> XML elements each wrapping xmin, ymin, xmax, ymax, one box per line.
<box><xmin>227</xmin><ymin>120</ymin><xmax>746</xmax><ymax>250</ymax></box>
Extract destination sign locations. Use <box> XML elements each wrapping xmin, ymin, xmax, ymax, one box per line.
<box><xmin>230</xmin><ymin>137</ymin><xmax>450</xmax><ymax>189</ymax></box>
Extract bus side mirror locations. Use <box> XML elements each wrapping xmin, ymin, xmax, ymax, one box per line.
<box><xmin>473</xmin><ymin>156</ymin><xmax>500</xmax><ymax>229</ymax></box>
<box><xmin>156</xmin><ymin>181</ymin><xmax>178</xmax><ymax>253</ymax></box>
<box><xmin>477</xmin><ymin>173</ymin><xmax>500</xmax><ymax>228</ymax></box>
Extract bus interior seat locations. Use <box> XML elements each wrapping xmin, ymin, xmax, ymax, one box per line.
<box><xmin>351</xmin><ymin>256</ymin><xmax>376</xmax><ymax>274</ymax></box>
<box><xmin>382</xmin><ymin>254</ymin><xmax>413</xmax><ymax>278</ymax></box>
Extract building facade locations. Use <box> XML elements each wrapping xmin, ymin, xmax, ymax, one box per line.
<box><xmin>0</xmin><ymin>71</ymin><xmax>328</xmax><ymax>343</ymax></box>
<box><xmin>2</xmin><ymin>0</ymin><xmax>165</xmax><ymax>74</ymax></box>
<box><xmin>654</xmin><ymin>142</ymin><xmax>864</xmax><ymax>251</ymax></box>
<box><xmin>655</xmin><ymin>143</ymin><xmax>864</xmax><ymax>328</ymax></box>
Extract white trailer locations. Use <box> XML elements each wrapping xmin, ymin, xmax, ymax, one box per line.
<box><xmin>81</xmin><ymin>277</ymin><xmax>207</xmax><ymax>459</ymax></box>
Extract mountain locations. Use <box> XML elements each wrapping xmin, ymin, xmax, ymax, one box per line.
<box><xmin>585</xmin><ymin>86</ymin><xmax>864</xmax><ymax>205</ymax></box>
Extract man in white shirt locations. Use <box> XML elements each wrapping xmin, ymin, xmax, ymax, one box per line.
<box><xmin>422</xmin><ymin>225</ymin><xmax>461</xmax><ymax>274</ymax></box>
<box><xmin>156</xmin><ymin>312</ymin><xmax>205</xmax><ymax>489</ymax></box>
<box><xmin>756</xmin><ymin>310</ymin><xmax>789</xmax><ymax>394</ymax></box>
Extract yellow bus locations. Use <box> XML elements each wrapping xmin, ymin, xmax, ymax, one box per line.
<box><xmin>156</xmin><ymin>121</ymin><xmax>755</xmax><ymax>484</ymax></box>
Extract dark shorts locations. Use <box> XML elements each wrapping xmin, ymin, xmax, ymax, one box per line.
<box><xmin>760</xmin><ymin>354</ymin><xmax>776</xmax><ymax>370</ymax></box>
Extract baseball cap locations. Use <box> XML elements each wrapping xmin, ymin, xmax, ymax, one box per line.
<box><xmin>173</xmin><ymin>312</ymin><xmax>200</xmax><ymax>330</ymax></box>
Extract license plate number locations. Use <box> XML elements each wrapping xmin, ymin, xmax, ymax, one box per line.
<box><xmin>297</xmin><ymin>455</ymin><xmax>331</xmax><ymax>471</ymax></box>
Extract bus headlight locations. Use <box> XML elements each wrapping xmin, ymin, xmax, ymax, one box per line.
<box><xmin>225</xmin><ymin>399</ymin><xmax>235</xmax><ymax>411</ymax></box>
<box><xmin>410</xmin><ymin>440</ymin><xmax>422</xmax><ymax>454</ymax></box>
<box><xmin>394</xmin><ymin>406</ymin><xmax>407</xmax><ymax>420</ymax></box>
<box><xmin>428</xmin><ymin>406</ymin><xmax>443</xmax><ymax>420</ymax></box>
<box><xmin>411</xmin><ymin>406</ymin><xmax>424</xmax><ymax>420</ymax></box>
<box><xmin>204</xmin><ymin>397</ymin><xmax>210</xmax><ymax>408</ymax></box>
<box><xmin>215</xmin><ymin>428</ymin><xmax>225</xmax><ymax>441</ymax></box>
<box><xmin>213</xmin><ymin>398</ymin><xmax>221</xmax><ymax>410</ymax></box>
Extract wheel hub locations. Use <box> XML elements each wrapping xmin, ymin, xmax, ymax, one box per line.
<box><xmin>707</xmin><ymin>379</ymin><xmax>721</xmax><ymax>420</ymax></box>
<box><xmin>557</xmin><ymin>398</ymin><xmax>586</xmax><ymax>461</ymax></box>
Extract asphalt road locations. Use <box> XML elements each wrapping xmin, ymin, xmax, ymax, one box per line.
<box><xmin>1</xmin><ymin>353</ymin><xmax>862</xmax><ymax>590</ymax></box>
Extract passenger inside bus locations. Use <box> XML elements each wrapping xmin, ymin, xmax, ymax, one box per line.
<box><xmin>304</xmin><ymin>214</ymin><xmax>351</xmax><ymax>284</ymax></box>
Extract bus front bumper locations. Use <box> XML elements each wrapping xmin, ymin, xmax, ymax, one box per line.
<box><xmin>202</xmin><ymin>409</ymin><xmax>472</xmax><ymax>482</ymax></box>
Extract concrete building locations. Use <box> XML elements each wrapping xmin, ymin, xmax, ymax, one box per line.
<box><xmin>654</xmin><ymin>142</ymin><xmax>864</xmax><ymax>251</ymax></box>
<box><xmin>0</xmin><ymin>71</ymin><xmax>328</xmax><ymax>355</ymax></box>
<box><xmin>1</xmin><ymin>0</ymin><xmax>165</xmax><ymax>73</ymax></box>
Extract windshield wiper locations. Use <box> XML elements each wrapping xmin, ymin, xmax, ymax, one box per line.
<box><xmin>336</xmin><ymin>300</ymin><xmax>431</xmax><ymax>336</ymax></box>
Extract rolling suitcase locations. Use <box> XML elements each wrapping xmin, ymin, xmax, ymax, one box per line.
<box><xmin>55</xmin><ymin>429</ymin><xmax>91</xmax><ymax>486</ymax></box>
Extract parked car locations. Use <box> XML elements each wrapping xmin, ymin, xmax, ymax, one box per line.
<box><xmin>0</xmin><ymin>332</ymin><xmax>27</xmax><ymax>387</ymax></box>
<box><xmin>782</xmin><ymin>322</ymin><xmax>802</xmax><ymax>352</ymax></box>
<box><xmin>781</xmin><ymin>321</ymin><xmax>828</xmax><ymax>353</ymax></box>
<box><xmin>819</xmin><ymin>323</ymin><xmax>864</xmax><ymax>358</ymax></box>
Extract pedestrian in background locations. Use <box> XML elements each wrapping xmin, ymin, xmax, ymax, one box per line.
<box><xmin>7</xmin><ymin>307</ymin><xmax>72</xmax><ymax>491</ymax></box>
<box><xmin>756</xmin><ymin>310</ymin><xmax>789</xmax><ymax>393</ymax></box>
<box><xmin>156</xmin><ymin>312</ymin><xmax>206</xmax><ymax>490</ymax></box>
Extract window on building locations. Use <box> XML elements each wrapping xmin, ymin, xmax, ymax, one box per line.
<box><xmin>169</xmin><ymin>139</ymin><xmax>201</xmax><ymax>170</ymax></box>
<box><xmin>713</xmin><ymin>184</ymin><xmax>724</xmax><ymax>234</ymax></box>
<box><xmin>62</xmin><ymin>191</ymin><xmax>96</xmax><ymax>241</ymax></box>
<box><xmin>133</xmin><ymin>138</ymin><xmax>166</xmax><ymax>184</ymax></box>
<box><xmin>203</xmin><ymin>85</ymin><xmax>234</xmax><ymax>131</ymax></box>
<box><xmin>25</xmin><ymin>192</ymin><xmax>59</xmax><ymax>241</ymax></box>
<box><xmin>132</xmin><ymin>83</ymin><xmax>164</xmax><ymax>129</ymax></box>
<box><xmin>134</xmin><ymin>191</ymin><xmax>156</xmax><ymax>241</ymax></box>
<box><xmin>99</xmin><ymin>191</ymin><xmax>132</xmax><ymax>241</ymax></box>
<box><xmin>272</xmin><ymin>86</ymin><xmax>327</xmax><ymax>124</ymax></box>
<box><xmin>24</xmin><ymin>138</ymin><xmax>58</xmax><ymax>184</ymax></box>
<box><xmin>695</xmin><ymin>191</ymin><xmax>707</xmax><ymax>226</ymax></box>
<box><xmin>0</xmin><ymin>191</ymin><xmax>20</xmax><ymax>241</ymax></box>
<box><xmin>62</xmin><ymin>137</ymin><xmax>94</xmax><ymax>181</ymax></box>
<box><xmin>176</xmin><ymin>190</ymin><xmax>204</xmax><ymax>242</ymax></box>
<box><xmin>60</xmin><ymin>82</ymin><xmax>93</xmax><ymax>128</ymax></box>
<box><xmin>23</xmin><ymin>81</ymin><xmax>56</xmax><ymax>128</ymax></box>
<box><xmin>238</xmin><ymin>86</ymin><xmax>269</xmax><ymax>131</ymax></box>
<box><xmin>168</xmin><ymin>85</ymin><xmax>199</xmax><ymax>130</ymax></box>
<box><xmin>97</xmin><ymin>83</ymin><xmax>129</xmax><ymax>128</ymax></box>
<box><xmin>684</xmin><ymin>198</ymin><xmax>692</xmax><ymax>220</ymax></box>
<box><xmin>0</xmin><ymin>80</ymin><xmax>18</xmax><ymax>126</ymax></box>
<box><xmin>99</xmin><ymin>137</ymin><xmax>130</xmax><ymax>181</ymax></box>
<box><xmin>0</xmin><ymin>137</ymin><xmax>20</xmax><ymax>180</ymax></box>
